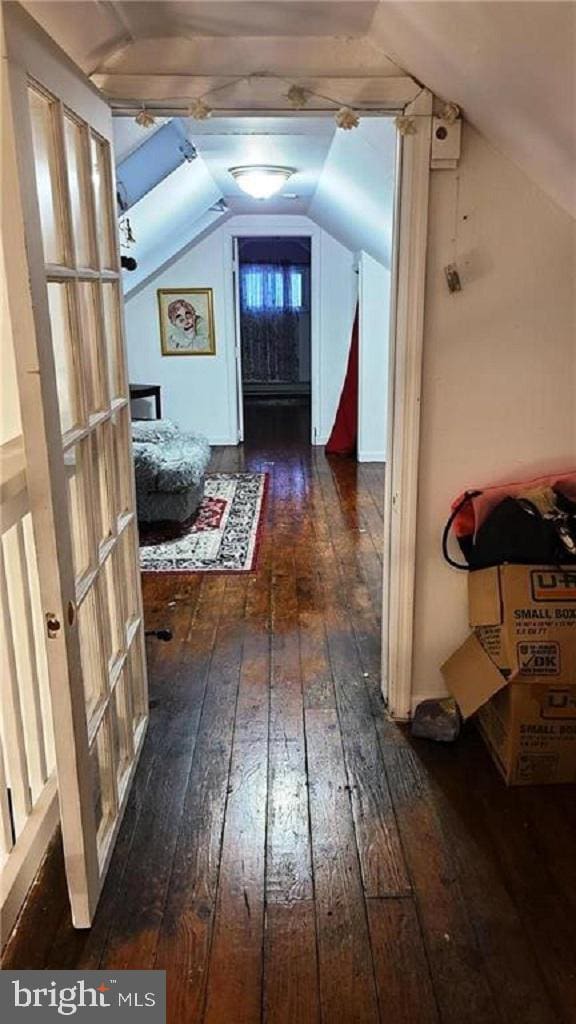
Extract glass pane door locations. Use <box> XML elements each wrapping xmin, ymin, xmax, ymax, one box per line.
<box><xmin>3</xmin><ymin>10</ymin><xmax>148</xmax><ymax>928</ymax></box>
<box><xmin>28</xmin><ymin>80</ymin><xmax>147</xmax><ymax>884</ymax></box>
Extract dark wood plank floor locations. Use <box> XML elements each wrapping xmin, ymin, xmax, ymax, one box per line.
<box><xmin>4</xmin><ymin>398</ymin><xmax>576</xmax><ymax>1024</ymax></box>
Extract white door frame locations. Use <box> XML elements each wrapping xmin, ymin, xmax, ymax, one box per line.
<box><xmin>220</xmin><ymin>99</ymin><xmax>434</xmax><ymax>720</ymax></box>
<box><xmin>223</xmin><ymin>218</ymin><xmax>321</xmax><ymax>445</ymax></box>
<box><xmin>130</xmin><ymin>92</ymin><xmax>431</xmax><ymax>718</ymax></box>
<box><xmin>110</xmin><ymin>83</ymin><xmax>433</xmax><ymax>718</ymax></box>
<box><xmin>381</xmin><ymin>89</ymin><xmax>433</xmax><ymax>719</ymax></box>
<box><xmin>219</xmin><ymin>109</ymin><xmax>434</xmax><ymax>722</ymax></box>
<box><xmin>231</xmin><ymin>236</ymin><xmax>245</xmax><ymax>442</ymax></box>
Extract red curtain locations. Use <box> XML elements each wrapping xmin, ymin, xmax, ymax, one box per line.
<box><xmin>325</xmin><ymin>308</ymin><xmax>358</xmax><ymax>456</ymax></box>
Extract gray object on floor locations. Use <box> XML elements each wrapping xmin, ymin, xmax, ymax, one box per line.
<box><xmin>411</xmin><ymin>697</ymin><xmax>461</xmax><ymax>742</ymax></box>
<box><xmin>131</xmin><ymin>418</ymin><xmax>211</xmax><ymax>524</ymax></box>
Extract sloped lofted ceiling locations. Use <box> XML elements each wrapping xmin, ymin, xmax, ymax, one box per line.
<box><xmin>120</xmin><ymin>156</ymin><xmax>225</xmax><ymax>292</ymax></box>
<box><xmin>115</xmin><ymin>112</ymin><xmax>397</xmax><ymax>292</ymax></box>
<box><xmin>23</xmin><ymin>0</ymin><xmax>576</xmax><ymax>218</ymax></box>
<box><xmin>369</xmin><ymin>2</ymin><xmax>576</xmax><ymax>219</ymax></box>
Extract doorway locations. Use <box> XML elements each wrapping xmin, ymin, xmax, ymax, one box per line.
<box><xmin>236</xmin><ymin>236</ymin><xmax>312</xmax><ymax>444</ymax></box>
<box><xmin>3</xmin><ymin>1</ymin><xmax>434</xmax><ymax>941</ymax></box>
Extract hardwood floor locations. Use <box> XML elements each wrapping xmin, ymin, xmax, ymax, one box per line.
<box><xmin>4</xmin><ymin>399</ymin><xmax>576</xmax><ymax>1024</ymax></box>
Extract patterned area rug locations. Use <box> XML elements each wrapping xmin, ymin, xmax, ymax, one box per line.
<box><xmin>139</xmin><ymin>472</ymin><xmax>268</xmax><ymax>573</ymax></box>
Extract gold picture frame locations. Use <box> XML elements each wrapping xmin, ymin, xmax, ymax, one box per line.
<box><xmin>157</xmin><ymin>287</ymin><xmax>216</xmax><ymax>356</ymax></box>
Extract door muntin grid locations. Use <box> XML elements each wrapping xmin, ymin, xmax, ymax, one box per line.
<box><xmin>27</xmin><ymin>80</ymin><xmax>146</xmax><ymax>867</ymax></box>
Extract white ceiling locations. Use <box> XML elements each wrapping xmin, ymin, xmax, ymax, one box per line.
<box><xmin>121</xmin><ymin>158</ymin><xmax>224</xmax><ymax>292</ymax></box>
<box><xmin>369</xmin><ymin>2</ymin><xmax>576</xmax><ymax>219</ymax></box>
<box><xmin>21</xmin><ymin>1</ymin><xmax>390</xmax><ymax>78</ymax></box>
<box><xmin>114</xmin><ymin>112</ymin><xmax>397</xmax><ymax>281</ymax></box>
<box><xmin>107</xmin><ymin>1</ymin><xmax>379</xmax><ymax>38</ymax></box>
<box><xmin>23</xmin><ymin>0</ymin><xmax>576</xmax><ymax>218</ymax></box>
<box><xmin>309</xmin><ymin>117</ymin><xmax>396</xmax><ymax>265</ymax></box>
<box><xmin>182</xmin><ymin>116</ymin><xmax>336</xmax><ymax>215</ymax></box>
<box><xmin>21</xmin><ymin>1</ymin><xmax>403</xmax><ymax>99</ymax></box>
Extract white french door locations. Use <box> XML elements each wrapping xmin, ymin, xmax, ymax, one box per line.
<box><xmin>232</xmin><ymin>237</ymin><xmax>245</xmax><ymax>442</ymax></box>
<box><xmin>3</xmin><ymin>7</ymin><xmax>148</xmax><ymax>926</ymax></box>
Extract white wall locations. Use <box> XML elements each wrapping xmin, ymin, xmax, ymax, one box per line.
<box><xmin>125</xmin><ymin>227</ymin><xmax>237</xmax><ymax>444</ymax></box>
<box><xmin>124</xmin><ymin>214</ymin><xmax>357</xmax><ymax>446</ymax></box>
<box><xmin>316</xmin><ymin>226</ymin><xmax>357</xmax><ymax>443</ymax></box>
<box><xmin>411</xmin><ymin>123</ymin><xmax>576</xmax><ymax>708</ymax></box>
<box><xmin>358</xmin><ymin>251</ymin><xmax>390</xmax><ymax>462</ymax></box>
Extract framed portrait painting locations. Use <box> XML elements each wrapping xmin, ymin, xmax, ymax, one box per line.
<box><xmin>158</xmin><ymin>287</ymin><xmax>216</xmax><ymax>356</ymax></box>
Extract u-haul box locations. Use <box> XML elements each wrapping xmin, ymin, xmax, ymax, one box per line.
<box><xmin>442</xmin><ymin>565</ymin><xmax>576</xmax><ymax>786</ymax></box>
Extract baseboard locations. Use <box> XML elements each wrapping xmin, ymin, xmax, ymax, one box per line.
<box><xmin>311</xmin><ymin>442</ymin><xmax>385</xmax><ymax>458</ymax></box>
<box><xmin>208</xmin><ymin>436</ymin><xmax>239</xmax><ymax>447</ymax></box>
<box><xmin>358</xmin><ymin>449</ymin><xmax>386</xmax><ymax>463</ymax></box>
<box><xmin>244</xmin><ymin>384</ymin><xmax>311</xmax><ymax>397</ymax></box>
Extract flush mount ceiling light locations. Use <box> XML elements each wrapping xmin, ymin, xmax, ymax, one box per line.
<box><xmin>229</xmin><ymin>165</ymin><xmax>295</xmax><ymax>200</ymax></box>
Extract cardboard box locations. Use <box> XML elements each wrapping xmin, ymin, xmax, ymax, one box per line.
<box><xmin>442</xmin><ymin>565</ymin><xmax>576</xmax><ymax>785</ymax></box>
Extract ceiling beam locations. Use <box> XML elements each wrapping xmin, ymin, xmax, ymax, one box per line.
<box><xmin>95</xmin><ymin>74</ymin><xmax>420</xmax><ymax>110</ymax></box>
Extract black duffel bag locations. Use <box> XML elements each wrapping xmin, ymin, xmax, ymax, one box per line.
<box><xmin>442</xmin><ymin>491</ymin><xmax>576</xmax><ymax>571</ymax></box>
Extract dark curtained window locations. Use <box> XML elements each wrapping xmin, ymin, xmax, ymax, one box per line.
<box><xmin>239</xmin><ymin>263</ymin><xmax>310</xmax><ymax>384</ymax></box>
